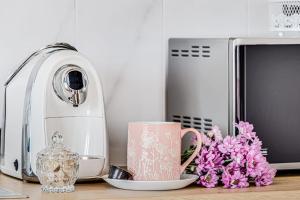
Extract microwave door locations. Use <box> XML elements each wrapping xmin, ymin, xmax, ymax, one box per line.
<box><xmin>236</xmin><ymin>44</ymin><xmax>300</xmax><ymax>168</ymax></box>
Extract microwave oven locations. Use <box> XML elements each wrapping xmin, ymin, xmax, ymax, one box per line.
<box><xmin>167</xmin><ymin>38</ymin><xmax>300</xmax><ymax>170</ymax></box>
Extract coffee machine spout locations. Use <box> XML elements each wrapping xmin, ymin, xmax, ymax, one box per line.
<box><xmin>72</xmin><ymin>90</ymin><xmax>80</xmax><ymax>107</ymax></box>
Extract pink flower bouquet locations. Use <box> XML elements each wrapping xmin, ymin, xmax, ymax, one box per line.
<box><xmin>181</xmin><ymin>121</ymin><xmax>276</xmax><ymax>188</ymax></box>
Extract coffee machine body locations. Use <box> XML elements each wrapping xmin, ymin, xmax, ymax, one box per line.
<box><xmin>1</xmin><ymin>43</ymin><xmax>108</xmax><ymax>181</ymax></box>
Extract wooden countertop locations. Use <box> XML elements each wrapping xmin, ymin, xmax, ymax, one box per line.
<box><xmin>1</xmin><ymin>172</ymin><xmax>300</xmax><ymax>200</ymax></box>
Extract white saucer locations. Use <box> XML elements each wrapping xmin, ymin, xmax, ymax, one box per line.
<box><xmin>102</xmin><ymin>174</ymin><xmax>198</xmax><ymax>191</ymax></box>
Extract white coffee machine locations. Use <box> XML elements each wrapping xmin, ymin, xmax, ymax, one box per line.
<box><xmin>0</xmin><ymin>43</ymin><xmax>109</xmax><ymax>181</ymax></box>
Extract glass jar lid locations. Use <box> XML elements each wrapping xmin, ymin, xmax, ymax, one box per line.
<box><xmin>37</xmin><ymin>132</ymin><xmax>78</xmax><ymax>159</ymax></box>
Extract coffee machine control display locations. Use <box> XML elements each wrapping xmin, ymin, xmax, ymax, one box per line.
<box><xmin>53</xmin><ymin>64</ymin><xmax>88</xmax><ymax>107</ymax></box>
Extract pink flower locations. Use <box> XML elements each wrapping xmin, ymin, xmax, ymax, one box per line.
<box><xmin>249</xmin><ymin>137</ymin><xmax>262</xmax><ymax>151</ymax></box>
<box><xmin>236</xmin><ymin>121</ymin><xmax>256</xmax><ymax>141</ymax></box>
<box><xmin>222</xmin><ymin>167</ymin><xmax>249</xmax><ymax>188</ymax></box>
<box><xmin>246</xmin><ymin>149</ymin><xmax>267</xmax><ymax>177</ymax></box>
<box><xmin>201</xmin><ymin>133</ymin><xmax>212</xmax><ymax>146</ymax></box>
<box><xmin>193</xmin><ymin>121</ymin><xmax>276</xmax><ymax>188</ymax></box>
<box><xmin>255</xmin><ymin>166</ymin><xmax>276</xmax><ymax>186</ymax></box>
<box><xmin>218</xmin><ymin>136</ymin><xmax>243</xmax><ymax>157</ymax></box>
<box><xmin>198</xmin><ymin>170</ymin><xmax>219</xmax><ymax>188</ymax></box>
<box><xmin>195</xmin><ymin>141</ymin><xmax>223</xmax><ymax>173</ymax></box>
<box><xmin>211</xmin><ymin>126</ymin><xmax>223</xmax><ymax>142</ymax></box>
<box><xmin>236</xmin><ymin>121</ymin><xmax>254</xmax><ymax>134</ymax></box>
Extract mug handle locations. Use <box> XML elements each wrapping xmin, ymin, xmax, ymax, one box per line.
<box><xmin>180</xmin><ymin>128</ymin><xmax>202</xmax><ymax>174</ymax></box>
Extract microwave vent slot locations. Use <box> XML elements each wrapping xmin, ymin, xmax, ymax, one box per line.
<box><xmin>203</xmin><ymin>118</ymin><xmax>213</xmax><ymax>133</ymax></box>
<box><xmin>201</xmin><ymin>46</ymin><xmax>211</xmax><ymax>58</ymax></box>
<box><xmin>204</xmin><ymin>123</ymin><xmax>212</xmax><ymax>127</ymax></box>
<box><xmin>170</xmin><ymin>45</ymin><xmax>211</xmax><ymax>58</ymax></box>
<box><xmin>171</xmin><ymin>49</ymin><xmax>179</xmax><ymax>57</ymax></box>
<box><xmin>172</xmin><ymin>115</ymin><xmax>213</xmax><ymax>133</ymax></box>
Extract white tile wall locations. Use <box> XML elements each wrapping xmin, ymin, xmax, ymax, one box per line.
<box><xmin>76</xmin><ymin>0</ymin><xmax>164</xmax><ymax>165</ymax></box>
<box><xmin>0</xmin><ymin>0</ymin><xmax>75</xmax><ymax>120</ymax></box>
<box><xmin>164</xmin><ymin>0</ymin><xmax>249</xmax><ymax>38</ymax></box>
<box><xmin>248</xmin><ymin>0</ymin><xmax>271</xmax><ymax>36</ymax></box>
<box><xmin>0</xmin><ymin>0</ymin><xmax>284</xmax><ymax>166</ymax></box>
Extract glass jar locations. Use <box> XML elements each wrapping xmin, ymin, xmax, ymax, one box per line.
<box><xmin>36</xmin><ymin>132</ymin><xmax>79</xmax><ymax>192</ymax></box>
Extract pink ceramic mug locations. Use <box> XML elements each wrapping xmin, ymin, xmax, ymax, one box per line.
<box><xmin>127</xmin><ymin>122</ymin><xmax>202</xmax><ymax>181</ymax></box>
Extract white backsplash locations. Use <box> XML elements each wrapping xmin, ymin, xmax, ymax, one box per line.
<box><xmin>164</xmin><ymin>0</ymin><xmax>249</xmax><ymax>38</ymax></box>
<box><xmin>0</xmin><ymin>0</ymin><xmax>280</xmax><ymax>166</ymax></box>
<box><xmin>0</xmin><ymin>0</ymin><xmax>76</xmax><ymax>132</ymax></box>
<box><xmin>76</xmin><ymin>0</ymin><xmax>164</xmax><ymax>165</ymax></box>
<box><xmin>0</xmin><ymin>0</ymin><xmax>75</xmax><ymax>82</ymax></box>
<box><xmin>248</xmin><ymin>0</ymin><xmax>272</xmax><ymax>36</ymax></box>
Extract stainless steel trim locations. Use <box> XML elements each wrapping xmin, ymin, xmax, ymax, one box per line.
<box><xmin>271</xmin><ymin>162</ymin><xmax>300</xmax><ymax>170</ymax></box>
<box><xmin>80</xmin><ymin>156</ymin><xmax>102</xmax><ymax>160</ymax></box>
<box><xmin>229</xmin><ymin>38</ymin><xmax>244</xmax><ymax>136</ymax></box>
<box><xmin>228</xmin><ymin>38</ymin><xmax>236</xmax><ymax>135</ymax></box>
<box><xmin>0</xmin><ymin>88</ymin><xmax>6</xmax><ymax>164</ymax></box>
<box><xmin>22</xmin><ymin>49</ymin><xmax>63</xmax><ymax>181</ymax></box>
<box><xmin>4</xmin><ymin>43</ymin><xmax>77</xmax><ymax>86</ymax></box>
<box><xmin>19</xmin><ymin>44</ymin><xmax>77</xmax><ymax>181</ymax></box>
<box><xmin>231</xmin><ymin>37</ymin><xmax>300</xmax><ymax>45</ymax></box>
<box><xmin>53</xmin><ymin>65</ymin><xmax>88</xmax><ymax>107</ymax></box>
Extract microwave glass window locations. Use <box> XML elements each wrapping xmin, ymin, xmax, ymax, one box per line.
<box><xmin>239</xmin><ymin>45</ymin><xmax>300</xmax><ymax>163</ymax></box>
